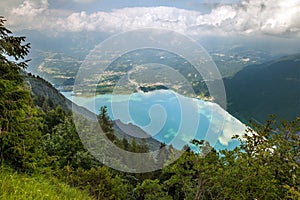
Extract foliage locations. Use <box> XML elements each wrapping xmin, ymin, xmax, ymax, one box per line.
<box><xmin>0</xmin><ymin>17</ymin><xmax>299</xmax><ymax>200</ymax></box>
<box><xmin>0</xmin><ymin>16</ymin><xmax>30</xmax><ymax>82</ymax></box>
<box><xmin>158</xmin><ymin>117</ymin><xmax>300</xmax><ymax>200</ymax></box>
<box><xmin>226</xmin><ymin>55</ymin><xmax>300</xmax><ymax>122</ymax></box>
<box><xmin>63</xmin><ymin>166</ymin><xmax>130</xmax><ymax>200</ymax></box>
<box><xmin>134</xmin><ymin>179</ymin><xmax>171</xmax><ymax>200</ymax></box>
<box><xmin>43</xmin><ymin>116</ymin><xmax>98</xmax><ymax>169</ymax></box>
<box><xmin>0</xmin><ymin>165</ymin><xmax>92</xmax><ymax>200</ymax></box>
<box><xmin>0</xmin><ymin>17</ymin><xmax>49</xmax><ymax>172</ymax></box>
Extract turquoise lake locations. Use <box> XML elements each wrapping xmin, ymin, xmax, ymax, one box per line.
<box><xmin>62</xmin><ymin>90</ymin><xmax>245</xmax><ymax>150</ymax></box>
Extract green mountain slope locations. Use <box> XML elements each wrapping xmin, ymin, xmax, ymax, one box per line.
<box><xmin>25</xmin><ymin>74</ymin><xmax>162</xmax><ymax>150</ymax></box>
<box><xmin>226</xmin><ymin>54</ymin><xmax>300</xmax><ymax>122</ymax></box>
<box><xmin>0</xmin><ymin>166</ymin><xmax>92</xmax><ymax>200</ymax></box>
<box><xmin>25</xmin><ymin>73</ymin><xmax>104</xmax><ymax>120</ymax></box>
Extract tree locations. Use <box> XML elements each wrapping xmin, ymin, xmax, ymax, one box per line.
<box><xmin>97</xmin><ymin>106</ymin><xmax>116</xmax><ymax>142</ymax></box>
<box><xmin>134</xmin><ymin>179</ymin><xmax>171</xmax><ymax>200</ymax></box>
<box><xmin>213</xmin><ymin>117</ymin><xmax>300</xmax><ymax>199</ymax></box>
<box><xmin>0</xmin><ymin>16</ymin><xmax>30</xmax><ymax>82</ymax></box>
<box><xmin>65</xmin><ymin>166</ymin><xmax>130</xmax><ymax>199</ymax></box>
<box><xmin>43</xmin><ymin>105</ymin><xmax>65</xmax><ymax>133</ymax></box>
<box><xmin>43</xmin><ymin>116</ymin><xmax>98</xmax><ymax>169</ymax></box>
<box><xmin>0</xmin><ymin>17</ymin><xmax>48</xmax><ymax>172</ymax></box>
<box><xmin>161</xmin><ymin>141</ymin><xmax>220</xmax><ymax>200</ymax></box>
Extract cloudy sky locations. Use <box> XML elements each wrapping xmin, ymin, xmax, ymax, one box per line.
<box><xmin>1</xmin><ymin>0</ymin><xmax>300</xmax><ymax>39</ymax></box>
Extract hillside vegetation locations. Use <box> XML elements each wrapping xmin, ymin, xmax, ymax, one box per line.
<box><xmin>0</xmin><ymin>17</ymin><xmax>299</xmax><ymax>199</ymax></box>
<box><xmin>226</xmin><ymin>54</ymin><xmax>300</xmax><ymax>122</ymax></box>
<box><xmin>0</xmin><ymin>166</ymin><xmax>92</xmax><ymax>200</ymax></box>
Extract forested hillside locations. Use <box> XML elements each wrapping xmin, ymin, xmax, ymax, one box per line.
<box><xmin>1</xmin><ymin>17</ymin><xmax>299</xmax><ymax>199</ymax></box>
<box><xmin>226</xmin><ymin>55</ymin><xmax>300</xmax><ymax>122</ymax></box>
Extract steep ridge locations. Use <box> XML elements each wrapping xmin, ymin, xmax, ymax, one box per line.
<box><xmin>25</xmin><ymin>73</ymin><xmax>162</xmax><ymax>150</ymax></box>
<box><xmin>225</xmin><ymin>54</ymin><xmax>300</xmax><ymax>122</ymax></box>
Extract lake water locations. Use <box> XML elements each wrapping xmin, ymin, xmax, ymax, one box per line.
<box><xmin>62</xmin><ymin>90</ymin><xmax>245</xmax><ymax>150</ymax></box>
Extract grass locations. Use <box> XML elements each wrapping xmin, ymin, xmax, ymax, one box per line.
<box><xmin>0</xmin><ymin>166</ymin><xmax>93</xmax><ymax>200</ymax></box>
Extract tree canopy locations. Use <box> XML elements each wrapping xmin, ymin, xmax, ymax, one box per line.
<box><xmin>0</xmin><ymin>16</ymin><xmax>299</xmax><ymax>199</ymax></box>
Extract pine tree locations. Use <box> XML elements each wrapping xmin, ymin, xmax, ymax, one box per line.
<box><xmin>0</xmin><ymin>17</ymin><xmax>47</xmax><ymax>171</ymax></box>
<box><xmin>97</xmin><ymin>106</ymin><xmax>116</xmax><ymax>142</ymax></box>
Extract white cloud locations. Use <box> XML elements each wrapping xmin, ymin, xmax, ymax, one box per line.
<box><xmin>11</xmin><ymin>0</ymin><xmax>48</xmax><ymax>17</ymax></box>
<box><xmin>7</xmin><ymin>0</ymin><xmax>300</xmax><ymax>37</ymax></box>
<box><xmin>53</xmin><ymin>7</ymin><xmax>201</xmax><ymax>33</ymax></box>
<box><xmin>236</xmin><ymin>0</ymin><xmax>300</xmax><ymax>36</ymax></box>
<box><xmin>0</xmin><ymin>0</ymin><xmax>23</xmax><ymax>15</ymax></box>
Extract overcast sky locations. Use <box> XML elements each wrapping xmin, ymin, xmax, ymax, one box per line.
<box><xmin>1</xmin><ymin>0</ymin><xmax>299</xmax><ymax>40</ymax></box>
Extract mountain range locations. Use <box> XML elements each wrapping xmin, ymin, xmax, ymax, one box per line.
<box><xmin>225</xmin><ymin>54</ymin><xmax>300</xmax><ymax>122</ymax></box>
<box><xmin>23</xmin><ymin>29</ymin><xmax>300</xmax><ymax>126</ymax></box>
